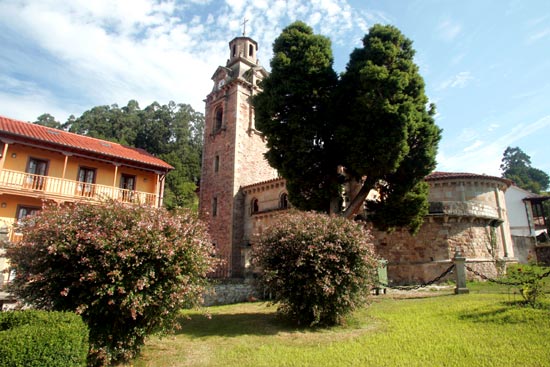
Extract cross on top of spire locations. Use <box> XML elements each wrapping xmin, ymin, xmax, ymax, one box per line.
<box><xmin>241</xmin><ymin>17</ymin><xmax>249</xmax><ymax>36</ymax></box>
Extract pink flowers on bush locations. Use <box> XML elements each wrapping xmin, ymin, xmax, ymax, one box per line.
<box><xmin>6</xmin><ymin>200</ymin><xmax>216</xmax><ymax>366</ymax></box>
<box><xmin>252</xmin><ymin>211</ymin><xmax>378</xmax><ymax>326</ymax></box>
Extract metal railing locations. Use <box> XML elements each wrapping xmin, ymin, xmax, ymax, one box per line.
<box><xmin>0</xmin><ymin>169</ymin><xmax>158</xmax><ymax>206</ymax></box>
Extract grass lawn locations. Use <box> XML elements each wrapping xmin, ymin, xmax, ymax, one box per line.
<box><xmin>126</xmin><ymin>283</ymin><xmax>550</xmax><ymax>367</ymax></box>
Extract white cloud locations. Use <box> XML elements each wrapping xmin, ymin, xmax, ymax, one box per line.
<box><xmin>527</xmin><ymin>14</ymin><xmax>549</xmax><ymax>27</ymax></box>
<box><xmin>224</xmin><ymin>0</ymin><xmax>246</xmax><ymax>14</ymax></box>
<box><xmin>457</xmin><ymin>128</ymin><xmax>479</xmax><ymax>143</ymax></box>
<box><xmin>436</xmin><ymin>18</ymin><xmax>461</xmax><ymax>42</ymax></box>
<box><xmin>437</xmin><ymin>71</ymin><xmax>474</xmax><ymax>91</ymax></box>
<box><xmin>450</xmin><ymin>52</ymin><xmax>466</xmax><ymax>66</ymax></box>
<box><xmin>0</xmin><ymin>90</ymin><xmax>79</xmax><ymax>124</ymax></box>
<box><xmin>437</xmin><ymin>115</ymin><xmax>550</xmax><ymax>176</ymax></box>
<box><xmin>463</xmin><ymin>140</ymin><xmax>483</xmax><ymax>153</ymax></box>
<box><xmin>487</xmin><ymin>123</ymin><xmax>500</xmax><ymax>132</ymax></box>
<box><xmin>308</xmin><ymin>12</ymin><xmax>322</xmax><ymax>26</ymax></box>
<box><xmin>527</xmin><ymin>28</ymin><xmax>550</xmax><ymax>43</ymax></box>
<box><xmin>0</xmin><ymin>0</ymin><xmax>227</xmax><ymax>121</ymax></box>
<box><xmin>0</xmin><ymin>0</ymin><xmax>387</xmax><ymax>123</ymax></box>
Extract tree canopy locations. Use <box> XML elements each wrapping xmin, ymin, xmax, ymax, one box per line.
<box><xmin>253</xmin><ymin>21</ymin><xmax>339</xmax><ymax>213</ymax></box>
<box><xmin>34</xmin><ymin>113</ymin><xmax>63</xmax><ymax>129</ymax></box>
<box><xmin>253</xmin><ymin>22</ymin><xmax>441</xmax><ymax>233</ymax></box>
<box><xmin>500</xmin><ymin>146</ymin><xmax>549</xmax><ymax>193</ymax></box>
<box><xmin>34</xmin><ymin>100</ymin><xmax>204</xmax><ymax>210</ymax></box>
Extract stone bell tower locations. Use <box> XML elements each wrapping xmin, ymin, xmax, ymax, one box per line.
<box><xmin>199</xmin><ymin>34</ymin><xmax>277</xmax><ymax>277</ymax></box>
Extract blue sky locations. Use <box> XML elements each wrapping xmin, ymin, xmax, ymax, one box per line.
<box><xmin>1</xmin><ymin>0</ymin><xmax>549</xmax><ymax>177</ymax></box>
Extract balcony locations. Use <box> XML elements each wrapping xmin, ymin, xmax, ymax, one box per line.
<box><xmin>0</xmin><ymin>169</ymin><xmax>158</xmax><ymax>207</ymax></box>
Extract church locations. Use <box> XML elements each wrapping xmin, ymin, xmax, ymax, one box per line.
<box><xmin>199</xmin><ymin>34</ymin><xmax>517</xmax><ymax>284</ymax></box>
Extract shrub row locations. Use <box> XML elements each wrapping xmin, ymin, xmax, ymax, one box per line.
<box><xmin>0</xmin><ymin>310</ymin><xmax>88</xmax><ymax>367</ymax></box>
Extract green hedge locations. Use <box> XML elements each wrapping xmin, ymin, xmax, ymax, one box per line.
<box><xmin>0</xmin><ymin>310</ymin><xmax>88</xmax><ymax>367</ymax></box>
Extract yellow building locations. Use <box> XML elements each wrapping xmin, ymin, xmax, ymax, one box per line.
<box><xmin>0</xmin><ymin>115</ymin><xmax>173</xmax><ymax>286</ymax></box>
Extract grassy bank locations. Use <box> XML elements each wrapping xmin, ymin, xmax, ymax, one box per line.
<box><xmin>127</xmin><ymin>284</ymin><xmax>550</xmax><ymax>367</ymax></box>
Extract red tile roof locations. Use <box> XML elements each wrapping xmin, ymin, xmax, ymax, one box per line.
<box><xmin>0</xmin><ymin>115</ymin><xmax>173</xmax><ymax>171</ymax></box>
<box><xmin>426</xmin><ymin>171</ymin><xmax>512</xmax><ymax>186</ymax></box>
<box><xmin>241</xmin><ymin>177</ymin><xmax>285</xmax><ymax>191</ymax></box>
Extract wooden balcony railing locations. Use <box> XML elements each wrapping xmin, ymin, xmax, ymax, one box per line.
<box><xmin>0</xmin><ymin>169</ymin><xmax>158</xmax><ymax>207</ymax></box>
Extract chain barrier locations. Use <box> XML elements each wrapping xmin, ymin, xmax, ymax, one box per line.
<box><xmin>465</xmin><ymin>265</ymin><xmax>550</xmax><ymax>286</ymax></box>
<box><xmin>376</xmin><ymin>264</ymin><xmax>455</xmax><ymax>291</ymax></box>
<box><xmin>376</xmin><ymin>262</ymin><xmax>550</xmax><ymax>292</ymax></box>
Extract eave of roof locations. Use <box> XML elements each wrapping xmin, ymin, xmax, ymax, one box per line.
<box><xmin>523</xmin><ymin>195</ymin><xmax>550</xmax><ymax>202</ymax></box>
<box><xmin>241</xmin><ymin>177</ymin><xmax>285</xmax><ymax>191</ymax></box>
<box><xmin>426</xmin><ymin>171</ymin><xmax>512</xmax><ymax>186</ymax></box>
<box><xmin>0</xmin><ymin>115</ymin><xmax>173</xmax><ymax>172</ymax></box>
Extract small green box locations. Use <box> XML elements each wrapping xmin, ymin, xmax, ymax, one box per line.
<box><xmin>374</xmin><ymin>259</ymin><xmax>388</xmax><ymax>295</ymax></box>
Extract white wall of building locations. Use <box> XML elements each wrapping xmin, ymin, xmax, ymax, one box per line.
<box><xmin>505</xmin><ymin>185</ymin><xmax>534</xmax><ymax>237</ymax></box>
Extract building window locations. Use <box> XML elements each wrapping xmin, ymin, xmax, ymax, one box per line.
<box><xmin>251</xmin><ymin>198</ymin><xmax>259</xmax><ymax>215</ymax></box>
<box><xmin>249</xmin><ymin>44</ymin><xmax>254</xmax><ymax>57</ymax></box>
<box><xmin>212</xmin><ymin>197</ymin><xmax>218</xmax><ymax>217</ymax></box>
<box><xmin>279</xmin><ymin>193</ymin><xmax>289</xmax><ymax>209</ymax></box>
<box><xmin>14</xmin><ymin>205</ymin><xmax>41</xmax><ymax>239</ymax></box>
<box><xmin>214</xmin><ymin>107</ymin><xmax>223</xmax><ymax>132</ymax></box>
<box><xmin>16</xmin><ymin>205</ymin><xmax>41</xmax><ymax>224</ymax></box>
<box><xmin>532</xmin><ymin>201</ymin><xmax>546</xmax><ymax>227</ymax></box>
<box><xmin>120</xmin><ymin>174</ymin><xmax>136</xmax><ymax>202</ymax></box>
<box><xmin>25</xmin><ymin>157</ymin><xmax>48</xmax><ymax>190</ymax></box>
<box><xmin>232</xmin><ymin>44</ymin><xmax>236</xmax><ymax>57</ymax></box>
<box><xmin>77</xmin><ymin>166</ymin><xmax>96</xmax><ymax>197</ymax></box>
<box><xmin>214</xmin><ymin>155</ymin><xmax>220</xmax><ymax>173</ymax></box>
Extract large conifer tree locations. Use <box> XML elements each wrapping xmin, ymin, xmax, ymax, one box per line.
<box><xmin>337</xmin><ymin>24</ymin><xmax>441</xmax><ymax>231</ymax></box>
<box><xmin>254</xmin><ymin>22</ymin><xmax>441</xmax><ymax>233</ymax></box>
<box><xmin>254</xmin><ymin>21</ymin><xmax>339</xmax><ymax>212</ymax></box>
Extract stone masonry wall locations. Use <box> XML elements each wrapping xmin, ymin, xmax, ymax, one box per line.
<box><xmin>535</xmin><ymin>246</ymin><xmax>550</xmax><ymax>265</ymax></box>
<box><xmin>202</xmin><ymin>279</ymin><xmax>260</xmax><ymax>306</ymax></box>
<box><xmin>242</xmin><ymin>178</ymin><xmax>287</xmax><ymax>240</ymax></box>
<box><xmin>231</xmin><ymin>84</ymin><xmax>278</xmax><ymax>277</ymax></box>
<box><xmin>200</xmin><ymin>88</ymin><xmax>237</xmax><ymax>277</ymax></box>
<box><xmin>372</xmin><ymin>216</ymin><xmax>506</xmax><ymax>284</ymax></box>
<box><xmin>511</xmin><ymin>235</ymin><xmax>537</xmax><ymax>263</ymax></box>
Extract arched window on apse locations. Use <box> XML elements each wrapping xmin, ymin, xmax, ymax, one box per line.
<box><xmin>251</xmin><ymin>198</ymin><xmax>259</xmax><ymax>215</ymax></box>
<box><xmin>279</xmin><ymin>193</ymin><xmax>289</xmax><ymax>209</ymax></box>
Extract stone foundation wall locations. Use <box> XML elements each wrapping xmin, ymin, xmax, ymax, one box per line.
<box><xmin>373</xmin><ymin>216</ymin><xmax>506</xmax><ymax>284</ymax></box>
<box><xmin>202</xmin><ymin>279</ymin><xmax>260</xmax><ymax>306</ymax></box>
<box><xmin>512</xmin><ymin>235</ymin><xmax>537</xmax><ymax>263</ymax></box>
<box><xmin>535</xmin><ymin>246</ymin><xmax>550</xmax><ymax>265</ymax></box>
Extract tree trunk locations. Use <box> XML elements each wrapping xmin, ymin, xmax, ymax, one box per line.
<box><xmin>329</xmin><ymin>196</ymin><xmax>341</xmax><ymax>215</ymax></box>
<box><xmin>342</xmin><ymin>181</ymin><xmax>373</xmax><ymax>219</ymax></box>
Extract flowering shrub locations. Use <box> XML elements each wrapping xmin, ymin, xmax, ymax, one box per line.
<box><xmin>6</xmin><ymin>200</ymin><xmax>215</xmax><ymax>366</ymax></box>
<box><xmin>252</xmin><ymin>211</ymin><xmax>378</xmax><ymax>326</ymax></box>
